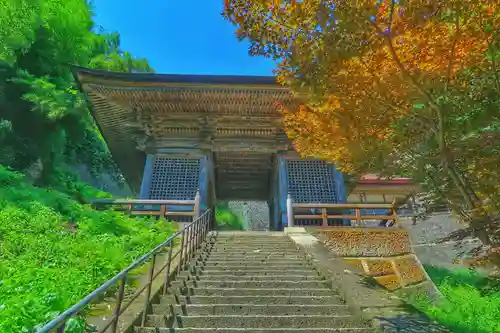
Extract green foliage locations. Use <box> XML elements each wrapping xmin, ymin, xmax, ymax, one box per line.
<box><xmin>414</xmin><ymin>266</ymin><xmax>500</xmax><ymax>333</ymax></box>
<box><xmin>0</xmin><ymin>0</ymin><xmax>154</xmax><ymax>184</ymax></box>
<box><xmin>215</xmin><ymin>202</ymin><xmax>244</xmax><ymax>230</ymax></box>
<box><xmin>0</xmin><ymin>165</ymin><xmax>175</xmax><ymax>332</ymax></box>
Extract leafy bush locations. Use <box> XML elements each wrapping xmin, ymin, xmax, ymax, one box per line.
<box><xmin>0</xmin><ymin>165</ymin><xmax>175</xmax><ymax>332</ymax></box>
<box><xmin>215</xmin><ymin>203</ymin><xmax>244</xmax><ymax>230</ymax></box>
<box><xmin>414</xmin><ymin>265</ymin><xmax>500</xmax><ymax>333</ymax></box>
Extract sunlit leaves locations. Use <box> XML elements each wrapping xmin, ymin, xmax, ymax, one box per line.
<box><xmin>225</xmin><ymin>0</ymin><xmax>500</xmax><ymax>227</ymax></box>
<box><xmin>0</xmin><ymin>0</ymin><xmax>40</xmax><ymax>66</ymax></box>
<box><xmin>0</xmin><ymin>0</ymin><xmax>154</xmax><ymax>181</ymax></box>
<box><xmin>10</xmin><ymin>70</ymin><xmax>85</xmax><ymax>121</ymax></box>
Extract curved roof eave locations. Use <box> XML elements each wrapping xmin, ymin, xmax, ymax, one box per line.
<box><xmin>71</xmin><ymin>65</ymin><xmax>282</xmax><ymax>88</ymax></box>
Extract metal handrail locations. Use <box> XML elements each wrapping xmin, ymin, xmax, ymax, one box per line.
<box><xmin>37</xmin><ymin>208</ymin><xmax>213</xmax><ymax>333</ymax></box>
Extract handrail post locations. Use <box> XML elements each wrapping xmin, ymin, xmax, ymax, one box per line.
<box><xmin>193</xmin><ymin>190</ymin><xmax>201</xmax><ymax>220</ymax></box>
<box><xmin>321</xmin><ymin>207</ymin><xmax>328</xmax><ymax>227</ymax></box>
<box><xmin>286</xmin><ymin>194</ymin><xmax>294</xmax><ymax>228</ymax></box>
<box><xmin>177</xmin><ymin>229</ymin><xmax>186</xmax><ymax>276</ymax></box>
<box><xmin>162</xmin><ymin>243</ymin><xmax>174</xmax><ymax>295</ymax></box>
<box><xmin>159</xmin><ymin>204</ymin><xmax>167</xmax><ymax>219</ymax></box>
<box><xmin>56</xmin><ymin>323</ymin><xmax>65</xmax><ymax>333</ymax></box>
<box><xmin>110</xmin><ymin>275</ymin><xmax>127</xmax><ymax>333</ymax></box>
<box><xmin>184</xmin><ymin>227</ymin><xmax>191</xmax><ymax>268</ymax></box>
<box><xmin>189</xmin><ymin>224</ymin><xmax>194</xmax><ymax>262</ymax></box>
<box><xmin>189</xmin><ymin>223</ymin><xmax>196</xmax><ymax>261</ymax></box>
<box><xmin>141</xmin><ymin>253</ymin><xmax>157</xmax><ymax>327</ymax></box>
<box><xmin>195</xmin><ymin>218</ymin><xmax>201</xmax><ymax>250</ymax></box>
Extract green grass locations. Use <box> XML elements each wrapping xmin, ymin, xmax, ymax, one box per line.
<box><xmin>215</xmin><ymin>203</ymin><xmax>244</xmax><ymax>230</ymax></box>
<box><xmin>0</xmin><ymin>165</ymin><xmax>175</xmax><ymax>332</ymax></box>
<box><xmin>415</xmin><ymin>265</ymin><xmax>500</xmax><ymax>333</ymax></box>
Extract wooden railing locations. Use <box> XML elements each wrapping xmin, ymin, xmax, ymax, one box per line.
<box><xmin>286</xmin><ymin>195</ymin><xmax>400</xmax><ymax>228</ymax></box>
<box><xmin>91</xmin><ymin>191</ymin><xmax>201</xmax><ymax>221</ymax></box>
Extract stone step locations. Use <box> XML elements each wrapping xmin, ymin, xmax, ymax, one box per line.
<box><xmin>199</xmin><ymin>263</ymin><xmax>307</xmax><ymax>270</ymax></box>
<box><xmin>200</xmin><ymin>254</ymin><xmax>305</xmax><ymax>259</ymax></box>
<box><xmin>209</xmin><ymin>247</ymin><xmax>297</xmax><ymax>253</ymax></box>
<box><xmin>146</xmin><ymin>314</ymin><xmax>365</xmax><ymax>328</ymax></box>
<box><xmin>199</xmin><ymin>259</ymin><xmax>306</xmax><ymax>266</ymax></box>
<box><xmin>183</xmin><ymin>288</ymin><xmax>334</xmax><ymax>297</ymax></box>
<box><xmin>200</xmin><ymin>256</ymin><xmax>304</xmax><ymax>261</ymax></box>
<box><xmin>211</xmin><ymin>241</ymin><xmax>294</xmax><ymax>245</ymax></box>
<box><xmin>173</xmin><ymin>280</ymin><xmax>328</xmax><ymax>289</ymax></box>
<box><xmin>215</xmin><ymin>235</ymin><xmax>289</xmax><ymax>238</ymax></box>
<box><xmin>152</xmin><ymin>304</ymin><xmax>350</xmax><ymax>316</ymax></box>
<box><xmin>213</xmin><ymin>237</ymin><xmax>294</xmax><ymax>245</ymax></box>
<box><xmin>136</xmin><ymin>327</ymin><xmax>375</xmax><ymax>333</ymax></box>
<box><xmin>191</xmin><ymin>269</ymin><xmax>317</xmax><ymax>276</ymax></box>
<box><xmin>208</xmin><ymin>245</ymin><xmax>295</xmax><ymax>250</ymax></box>
<box><xmin>210</xmin><ymin>241</ymin><xmax>294</xmax><ymax>246</ymax></box>
<box><xmin>201</xmin><ymin>254</ymin><xmax>303</xmax><ymax>259</ymax></box>
<box><xmin>209</xmin><ymin>237</ymin><xmax>290</xmax><ymax>241</ymax></box>
<box><xmin>181</xmin><ymin>274</ymin><xmax>323</xmax><ymax>281</ymax></box>
<box><xmin>161</xmin><ymin>295</ymin><xmax>344</xmax><ymax>305</ymax></box>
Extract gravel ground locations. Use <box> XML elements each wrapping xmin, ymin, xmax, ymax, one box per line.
<box><xmin>400</xmin><ymin>213</ymin><xmax>481</xmax><ymax>269</ymax></box>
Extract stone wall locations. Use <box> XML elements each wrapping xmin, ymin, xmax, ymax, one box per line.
<box><xmin>227</xmin><ymin>201</ymin><xmax>269</xmax><ymax>231</ymax></box>
<box><xmin>73</xmin><ymin>164</ymin><xmax>132</xmax><ymax>197</ymax></box>
<box><xmin>312</xmin><ymin>227</ymin><xmax>412</xmax><ymax>257</ymax></box>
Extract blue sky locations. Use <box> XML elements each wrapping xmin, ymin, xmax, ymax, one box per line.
<box><xmin>92</xmin><ymin>0</ymin><xmax>276</xmax><ymax>76</ymax></box>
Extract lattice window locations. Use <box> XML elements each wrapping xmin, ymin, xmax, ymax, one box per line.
<box><xmin>286</xmin><ymin>160</ymin><xmax>345</xmax><ymax>226</ymax></box>
<box><xmin>148</xmin><ymin>158</ymin><xmax>200</xmax><ymax>200</ymax></box>
<box><xmin>286</xmin><ymin>160</ymin><xmax>337</xmax><ymax>203</ymax></box>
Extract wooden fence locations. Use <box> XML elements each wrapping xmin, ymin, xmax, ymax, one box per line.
<box><xmin>91</xmin><ymin>191</ymin><xmax>201</xmax><ymax>222</ymax></box>
<box><xmin>286</xmin><ymin>195</ymin><xmax>400</xmax><ymax>228</ymax></box>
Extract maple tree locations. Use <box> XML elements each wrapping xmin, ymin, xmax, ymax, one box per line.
<box><xmin>224</xmin><ymin>0</ymin><xmax>499</xmax><ymax>245</ymax></box>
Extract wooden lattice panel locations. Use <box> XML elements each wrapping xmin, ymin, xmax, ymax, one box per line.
<box><xmin>148</xmin><ymin>158</ymin><xmax>200</xmax><ymax>200</ymax></box>
<box><xmin>286</xmin><ymin>160</ymin><xmax>338</xmax><ymax>203</ymax></box>
<box><xmin>286</xmin><ymin>160</ymin><xmax>342</xmax><ymax>226</ymax></box>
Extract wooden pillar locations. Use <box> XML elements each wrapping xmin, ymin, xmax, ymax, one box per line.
<box><xmin>277</xmin><ymin>153</ymin><xmax>289</xmax><ymax>230</ymax></box>
<box><xmin>286</xmin><ymin>194</ymin><xmax>294</xmax><ymax>227</ymax></box>
<box><xmin>268</xmin><ymin>154</ymin><xmax>280</xmax><ymax>231</ymax></box>
<box><xmin>332</xmin><ymin>166</ymin><xmax>350</xmax><ymax>226</ymax></box>
<box><xmin>139</xmin><ymin>154</ymin><xmax>155</xmax><ymax>199</ymax></box>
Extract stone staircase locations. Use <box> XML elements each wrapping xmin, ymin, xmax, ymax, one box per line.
<box><xmin>136</xmin><ymin>232</ymin><xmax>376</xmax><ymax>333</ymax></box>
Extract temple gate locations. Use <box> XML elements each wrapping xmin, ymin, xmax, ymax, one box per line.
<box><xmin>74</xmin><ymin>67</ymin><xmax>347</xmax><ymax>229</ymax></box>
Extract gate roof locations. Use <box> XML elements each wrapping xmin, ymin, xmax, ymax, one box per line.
<box><xmin>72</xmin><ymin>67</ymin><xmax>297</xmax><ymax>192</ymax></box>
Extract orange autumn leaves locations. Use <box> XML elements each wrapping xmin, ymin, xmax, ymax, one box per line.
<box><xmin>224</xmin><ymin>0</ymin><xmax>498</xmax><ymax>172</ymax></box>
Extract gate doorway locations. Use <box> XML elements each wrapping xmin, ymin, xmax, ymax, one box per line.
<box><xmin>215</xmin><ymin>201</ymin><xmax>270</xmax><ymax>231</ymax></box>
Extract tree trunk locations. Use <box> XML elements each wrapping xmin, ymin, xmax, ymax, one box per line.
<box><xmin>444</xmin><ymin>159</ymin><xmax>493</xmax><ymax>246</ymax></box>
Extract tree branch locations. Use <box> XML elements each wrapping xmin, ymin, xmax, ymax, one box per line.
<box><xmin>486</xmin><ymin>35</ymin><xmax>500</xmax><ymax>96</ymax></box>
<box><xmin>444</xmin><ymin>9</ymin><xmax>461</xmax><ymax>93</ymax></box>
